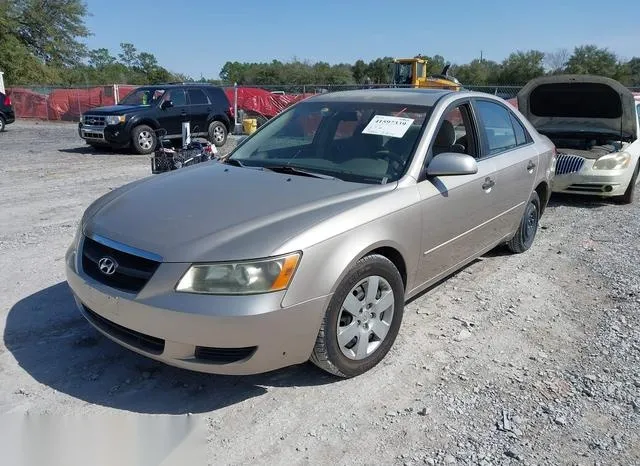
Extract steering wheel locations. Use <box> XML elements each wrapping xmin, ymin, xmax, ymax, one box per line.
<box><xmin>374</xmin><ymin>150</ymin><xmax>405</xmax><ymax>178</ymax></box>
<box><xmin>374</xmin><ymin>149</ymin><xmax>404</xmax><ymax>164</ymax></box>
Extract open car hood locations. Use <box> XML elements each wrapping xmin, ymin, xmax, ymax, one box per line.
<box><xmin>517</xmin><ymin>75</ymin><xmax>637</xmax><ymax>141</ymax></box>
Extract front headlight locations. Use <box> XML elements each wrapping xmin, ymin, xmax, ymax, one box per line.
<box><xmin>79</xmin><ymin>114</ymin><xmax>84</xmax><ymax>124</ymax></box>
<box><xmin>176</xmin><ymin>253</ymin><xmax>301</xmax><ymax>295</ymax></box>
<box><xmin>105</xmin><ymin>115</ymin><xmax>126</xmax><ymax>125</ymax></box>
<box><xmin>593</xmin><ymin>152</ymin><xmax>631</xmax><ymax>170</ymax></box>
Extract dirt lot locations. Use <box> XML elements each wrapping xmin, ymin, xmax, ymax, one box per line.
<box><xmin>1</xmin><ymin>120</ymin><xmax>639</xmax><ymax>465</ymax></box>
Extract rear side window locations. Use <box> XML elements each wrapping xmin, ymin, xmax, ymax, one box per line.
<box><xmin>188</xmin><ymin>89</ymin><xmax>209</xmax><ymax>105</ymax></box>
<box><xmin>475</xmin><ymin>100</ymin><xmax>518</xmax><ymax>155</ymax></box>
<box><xmin>207</xmin><ymin>88</ymin><xmax>230</xmax><ymax>107</ymax></box>
<box><xmin>510</xmin><ymin>113</ymin><xmax>529</xmax><ymax>145</ymax></box>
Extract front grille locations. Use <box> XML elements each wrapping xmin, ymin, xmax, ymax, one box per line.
<box><xmin>555</xmin><ymin>154</ymin><xmax>585</xmax><ymax>175</ymax></box>
<box><xmin>83</xmin><ymin>115</ymin><xmax>106</xmax><ymax>127</ymax></box>
<box><xmin>82</xmin><ymin>236</ymin><xmax>160</xmax><ymax>294</ymax></box>
<box><xmin>82</xmin><ymin>305</ymin><xmax>165</xmax><ymax>354</ymax></box>
<box><xmin>82</xmin><ymin>130</ymin><xmax>104</xmax><ymax>139</ymax></box>
<box><xmin>194</xmin><ymin>346</ymin><xmax>257</xmax><ymax>364</ymax></box>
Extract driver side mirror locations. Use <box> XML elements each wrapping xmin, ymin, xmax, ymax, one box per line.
<box><xmin>426</xmin><ymin>152</ymin><xmax>478</xmax><ymax>177</ymax></box>
<box><xmin>161</xmin><ymin>100</ymin><xmax>174</xmax><ymax>110</ymax></box>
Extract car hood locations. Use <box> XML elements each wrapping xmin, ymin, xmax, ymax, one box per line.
<box><xmin>83</xmin><ymin>163</ymin><xmax>396</xmax><ymax>262</ymax></box>
<box><xmin>84</xmin><ymin>105</ymin><xmax>152</xmax><ymax>115</ymax></box>
<box><xmin>517</xmin><ymin>75</ymin><xmax>638</xmax><ymax>141</ymax></box>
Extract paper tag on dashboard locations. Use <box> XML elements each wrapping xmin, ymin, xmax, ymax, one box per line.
<box><xmin>362</xmin><ymin>115</ymin><xmax>414</xmax><ymax>138</ymax></box>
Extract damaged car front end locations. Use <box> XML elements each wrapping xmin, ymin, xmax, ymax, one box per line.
<box><xmin>518</xmin><ymin>75</ymin><xmax>640</xmax><ymax>203</ymax></box>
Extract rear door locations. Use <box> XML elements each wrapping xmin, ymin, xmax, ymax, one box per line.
<box><xmin>472</xmin><ymin>99</ymin><xmax>539</xmax><ymax>238</ymax></box>
<box><xmin>186</xmin><ymin>88</ymin><xmax>211</xmax><ymax>136</ymax></box>
<box><xmin>415</xmin><ymin>100</ymin><xmax>500</xmax><ymax>286</ymax></box>
<box><xmin>156</xmin><ymin>88</ymin><xmax>188</xmax><ymax>137</ymax></box>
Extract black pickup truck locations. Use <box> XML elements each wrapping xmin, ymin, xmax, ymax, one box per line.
<box><xmin>78</xmin><ymin>83</ymin><xmax>234</xmax><ymax>154</ymax></box>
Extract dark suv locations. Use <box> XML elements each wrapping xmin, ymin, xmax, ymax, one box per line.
<box><xmin>78</xmin><ymin>84</ymin><xmax>234</xmax><ymax>154</ymax></box>
<box><xmin>0</xmin><ymin>91</ymin><xmax>16</xmax><ymax>132</ymax></box>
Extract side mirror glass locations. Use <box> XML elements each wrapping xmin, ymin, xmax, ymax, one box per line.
<box><xmin>426</xmin><ymin>152</ymin><xmax>478</xmax><ymax>176</ymax></box>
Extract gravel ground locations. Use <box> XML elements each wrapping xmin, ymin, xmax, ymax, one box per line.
<box><xmin>0</xmin><ymin>120</ymin><xmax>638</xmax><ymax>465</ymax></box>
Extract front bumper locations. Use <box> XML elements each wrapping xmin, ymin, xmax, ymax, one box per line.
<box><xmin>65</xmin><ymin>246</ymin><xmax>329</xmax><ymax>375</ymax></box>
<box><xmin>78</xmin><ymin>123</ymin><xmax>130</xmax><ymax>146</ymax></box>
<box><xmin>552</xmin><ymin>160</ymin><xmax>633</xmax><ymax>197</ymax></box>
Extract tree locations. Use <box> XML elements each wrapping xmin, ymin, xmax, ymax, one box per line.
<box><xmin>425</xmin><ymin>55</ymin><xmax>446</xmax><ymax>76</ymax></box>
<box><xmin>367</xmin><ymin>57</ymin><xmax>394</xmax><ymax>84</ymax></box>
<box><xmin>497</xmin><ymin>50</ymin><xmax>545</xmax><ymax>84</ymax></box>
<box><xmin>3</xmin><ymin>0</ymin><xmax>90</xmax><ymax>66</ymax></box>
<box><xmin>88</xmin><ymin>48</ymin><xmax>116</xmax><ymax>69</ymax></box>
<box><xmin>545</xmin><ymin>48</ymin><xmax>569</xmax><ymax>74</ymax></box>
<box><xmin>624</xmin><ymin>57</ymin><xmax>640</xmax><ymax>86</ymax></box>
<box><xmin>118</xmin><ymin>43</ymin><xmax>139</xmax><ymax>68</ymax></box>
<box><xmin>352</xmin><ymin>59</ymin><xmax>368</xmax><ymax>84</ymax></box>
<box><xmin>565</xmin><ymin>45</ymin><xmax>619</xmax><ymax>77</ymax></box>
<box><xmin>453</xmin><ymin>59</ymin><xmax>501</xmax><ymax>85</ymax></box>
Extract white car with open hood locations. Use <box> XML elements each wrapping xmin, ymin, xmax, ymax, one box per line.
<box><xmin>518</xmin><ymin>75</ymin><xmax>640</xmax><ymax>204</ymax></box>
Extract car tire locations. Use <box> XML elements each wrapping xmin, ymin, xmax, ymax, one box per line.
<box><xmin>506</xmin><ymin>191</ymin><xmax>540</xmax><ymax>254</ymax></box>
<box><xmin>131</xmin><ymin>125</ymin><xmax>157</xmax><ymax>155</ymax></box>
<box><xmin>615</xmin><ymin>162</ymin><xmax>638</xmax><ymax>205</ymax></box>
<box><xmin>310</xmin><ymin>254</ymin><xmax>405</xmax><ymax>378</ymax></box>
<box><xmin>208</xmin><ymin>121</ymin><xmax>227</xmax><ymax>147</ymax></box>
<box><xmin>0</xmin><ymin>116</ymin><xmax>5</xmax><ymax>132</ymax></box>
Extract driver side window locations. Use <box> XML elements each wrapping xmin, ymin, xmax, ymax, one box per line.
<box><xmin>430</xmin><ymin>103</ymin><xmax>477</xmax><ymax>158</ymax></box>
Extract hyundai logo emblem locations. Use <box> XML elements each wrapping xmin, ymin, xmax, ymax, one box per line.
<box><xmin>98</xmin><ymin>257</ymin><xmax>118</xmax><ymax>276</ymax></box>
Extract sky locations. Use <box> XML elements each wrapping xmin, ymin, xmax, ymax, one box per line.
<box><xmin>83</xmin><ymin>0</ymin><xmax>640</xmax><ymax>79</ymax></box>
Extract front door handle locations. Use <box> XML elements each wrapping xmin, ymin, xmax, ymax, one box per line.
<box><xmin>482</xmin><ymin>177</ymin><xmax>495</xmax><ymax>191</ymax></box>
<box><xmin>527</xmin><ymin>160</ymin><xmax>536</xmax><ymax>171</ymax></box>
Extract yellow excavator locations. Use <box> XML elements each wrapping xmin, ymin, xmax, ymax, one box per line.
<box><xmin>392</xmin><ymin>55</ymin><xmax>461</xmax><ymax>91</ymax></box>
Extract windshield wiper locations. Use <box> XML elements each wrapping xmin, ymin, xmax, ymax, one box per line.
<box><xmin>224</xmin><ymin>158</ymin><xmax>246</xmax><ymax>167</ymax></box>
<box><xmin>263</xmin><ymin>165</ymin><xmax>341</xmax><ymax>181</ymax></box>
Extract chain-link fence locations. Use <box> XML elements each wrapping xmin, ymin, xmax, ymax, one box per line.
<box><xmin>6</xmin><ymin>83</ymin><xmax>640</xmax><ymax>123</ymax></box>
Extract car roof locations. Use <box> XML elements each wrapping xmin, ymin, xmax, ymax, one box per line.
<box><xmin>305</xmin><ymin>88</ymin><xmax>474</xmax><ymax>106</ymax></box>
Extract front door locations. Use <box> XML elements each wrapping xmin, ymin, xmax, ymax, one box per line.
<box><xmin>157</xmin><ymin>88</ymin><xmax>188</xmax><ymax>137</ymax></box>
<box><xmin>415</xmin><ymin>102</ymin><xmax>501</xmax><ymax>288</ymax></box>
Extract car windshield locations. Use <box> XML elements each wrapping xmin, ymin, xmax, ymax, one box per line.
<box><xmin>228</xmin><ymin>100</ymin><xmax>431</xmax><ymax>184</ymax></box>
<box><xmin>119</xmin><ymin>88</ymin><xmax>167</xmax><ymax>106</ymax></box>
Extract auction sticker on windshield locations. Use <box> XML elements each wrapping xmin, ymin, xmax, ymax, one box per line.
<box><xmin>362</xmin><ymin>115</ymin><xmax>415</xmax><ymax>138</ymax></box>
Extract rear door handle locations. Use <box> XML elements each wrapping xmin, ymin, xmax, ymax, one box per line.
<box><xmin>482</xmin><ymin>177</ymin><xmax>495</xmax><ymax>191</ymax></box>
<box><xmin>527</xmin><ymin>160</ymin><xmax>536</xmax><ymax>171</ymax></box>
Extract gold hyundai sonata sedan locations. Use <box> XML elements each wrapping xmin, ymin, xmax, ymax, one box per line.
<box><xmin>66</xmin><ymin>88</ymin><xmax>555</xmax><ymax>377</ymax></box>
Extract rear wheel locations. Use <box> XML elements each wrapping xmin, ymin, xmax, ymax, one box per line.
<box><xmin>208</xmin><ymin>121</ymin><xmax>227</xmax><ymax>147</ymax></box>
<box><xmin>615</xmin><ymin>162</ymin><xmax>639</xmax><ymax>205</ymax></box>
<box><xmin>310</xmin><ymin>254</ymin><xmax>404</xmax><ymax>378</ymax></box>
<box><xmin>131</xmin><ymin>125</ymin><xmax>156</xmax><ymax>154</ymax></box>
<box><xmin>506</xmin><ymin>191</ymin><xmax>540</xmax><ymax>254</ymax></box>
<box><xmin>0</xmin><ymin>116</ymin><xmax>5</xmax><ymax>132</ymax></box>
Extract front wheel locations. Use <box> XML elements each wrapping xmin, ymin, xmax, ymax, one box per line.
<box><xmin>208</xmin><ymin>121</ymin><xmax>227</xmax><ymax>147</ymax></box>
<box><xmin>615</xmin><ymin>162</ymin><xmax>638</xmax><ymax>205</ymax></box>
<box><xmin>131</xmin><ymin>125</ymin><xmax>157</xmax><ymax>155</ymax></box>
<box><xmin>506</xmin><ymin>191</ymin><xmax>540</xmax><ymax>254</ymax></box>
<box><xmin>0</xmin><ymin>116</ymin><xmax>5</xmax><ymax>132</ymax></box>
<box><xmin>310</xmin><ymin>254</ymin><xmax>405</xmax><ymax>378</ymax></box>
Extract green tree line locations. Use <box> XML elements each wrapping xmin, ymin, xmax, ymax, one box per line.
<box><xmin>221</xmin><ymin>48</ymin><xmax>640</xmax><ymax>87</ymax></box>
<box><xmin>1</xmin><ymin>0</ymin><xmax>639</xmax><ymax>88</ymax></box>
